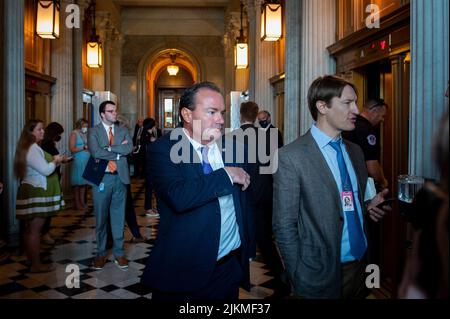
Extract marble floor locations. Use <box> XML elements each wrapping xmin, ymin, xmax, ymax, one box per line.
<box><xmin>0</xmin><ymin>178</ymin><xmax>390</xmax><ymax>300</ymax></box>
<box><xmin>0</xmin><ymin>178</ymin><xmax>278</xmax><ymax>299</ymax></box>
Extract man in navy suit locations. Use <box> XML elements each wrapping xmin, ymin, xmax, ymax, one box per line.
<box><xmin>141</xmin><ymin>82</ymin><xmax>253</xmax><ymax>299</ymax></box>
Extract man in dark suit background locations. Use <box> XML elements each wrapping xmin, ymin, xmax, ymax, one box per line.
<box><xmin>141</xmin><ymin>81</ymin><xmax>253</xmax><ymax>299</ymax></box>
<box><xmin>132</xmin><ymin>118</ymin><xmax>145</xmax><ymax>178</ymax></box>
<box><xmin>239</xmin><ymin>101</ymin><xmax>289</xmax><ymax>298</ymax></box>
<box><xmin>273</xmin><ymin>76</ymin><xmax>391</xmax><ymax>299</ymax></box>
<box><xmin>257</xmin><ymin>110</ymin><xmax>283</xmax><ymax>148</ymax></box>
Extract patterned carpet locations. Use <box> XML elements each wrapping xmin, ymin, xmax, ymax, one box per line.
<box><xmin>0</xmin><ymin>178</ymin><xmax>276</xmax><ymax>299</ymax></box>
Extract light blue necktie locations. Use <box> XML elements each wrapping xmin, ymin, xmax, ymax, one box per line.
<box><xmin>329</xmin><ymin>140</ymin><xmax>367</xmax><ymax>260</ymax></box>
<box><xmin>200</xmin><ymin>146</ymin><xmax>213</xmax><ymax>175</ymax></box>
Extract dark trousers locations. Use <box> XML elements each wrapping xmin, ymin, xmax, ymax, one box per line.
<box><xmin>133</xmin><ymin>149</ymin><xmax>146</xmax><ymax>178</ymax></box>
<box><xmin>341</xmin><ymin>259</ymin><xmax>370</xmax><ymax>299</ymax></box>
<box><xmin>144</xmin><ymin>178</ymin><xmax>153</xmax><ymax>211</ymax></box>
<box><xmin>125</xmin><ymin>184</ymin><xmax>140</xmax><ymax>238</ymax></box>
<box><xmin>152</xmin><ymin>254</ymin><xmax>243</xmax><ymax>300</ymax></box>
<box><xmin>255</xmin><ymin>205</ymin><xmax>286</xmax><ymax>286</ymax></box>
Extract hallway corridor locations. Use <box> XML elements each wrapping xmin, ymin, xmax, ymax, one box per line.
<box><xmin>0</xmin><ymin>178</ymin><xmax>279</xmax><ymax>299</ymax></box>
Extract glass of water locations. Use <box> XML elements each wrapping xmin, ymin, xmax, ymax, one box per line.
<box><xmin>397</xmin><ymin>175</ymin><xmax>425</xmax><ymax>203</ymax></box>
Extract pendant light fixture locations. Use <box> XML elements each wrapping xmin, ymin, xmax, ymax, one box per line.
<box><xmin>261</xmin><ymin>1</ymin><xmax>282</xmax><ymax>41</ymax></box>
<box><xmin>36</xmin><ymin>0</ymin><xmax>60</xmax><ymax>39</ymax></box>
<box><xmin>234</xmin><ymin>1</ymin><xmax>248</xmax><ymax>69</ymax></box>
<box><xmin>167</xmin><ymin>53</ymin><xmax>179</xmax><ymax>76</ymax></box>
<box><xmin>86</xmin><ymin>0</ymin><xmax>102</xmax><ymax>68</ymax></box>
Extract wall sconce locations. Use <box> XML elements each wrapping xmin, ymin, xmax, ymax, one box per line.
<box><xmin>167</xmin><ymin>53</ymin><xmax>179</xmax><ymax>76</ymax></box>
<box><xmin>36</xmin><ymin>0</ymin><xmax>60</xmax><ymax>39</ymax></box>
<box><xmin>87</xmin><ymin>0</ymin><xmax>102</xmax><ymax>68</ymax></box>
<box><xmin>235</xmin><ymin>2</ymin><xmax>248</xmax><ymax>69</ymax></box>
<box><xmin>261</xmin><ymin>1</ymin><xmax>282</xmax><ymax>41</ymax></box>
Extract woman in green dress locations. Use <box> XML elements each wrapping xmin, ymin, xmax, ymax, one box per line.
<box><xmin>14</xmin><ymin>119</ymin><xmax>66</xmax><ymax>273</ymax></box>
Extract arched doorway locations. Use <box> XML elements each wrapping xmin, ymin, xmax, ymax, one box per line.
<box><xmin>137</xmin><ymin>47</ymin><xmax>202</xmax><ymax>128</ymax></box>
<box><xmin>154</xmin><ymin>65</ymin><xmax>194</xmax><ymax>132</ymax></box>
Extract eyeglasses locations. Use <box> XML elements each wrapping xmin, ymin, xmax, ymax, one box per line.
<box><xmin>105</xmin><ymin>110</ymin><xmax>117</xmax><ymax>113</ymax></box>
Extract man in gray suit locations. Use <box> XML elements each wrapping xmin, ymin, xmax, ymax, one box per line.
<box><xmin>273</xmin><ymin>76</ymin><xmax>392</xmax><ymax>299</ymax></box>
<box><xmin>88</xmin><ymin>101</ymin><xmax>133</xmax><ymax>269</ymax></box>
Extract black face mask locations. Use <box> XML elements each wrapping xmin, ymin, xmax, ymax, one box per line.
<box><xmin>54</xmin><ymin>135</ymin><xmax>62</xmax><ymax>142</ymax></box>
<box><xmin>259</xmin><ymin>120</ymin><xmax>269</xmax><ymax>128</ymax></box>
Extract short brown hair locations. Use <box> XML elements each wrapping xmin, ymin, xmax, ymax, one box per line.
<box><xmin>240</xmin><ymin>101</ymin><xmax>259</xmax><ymax>123</ymax></box>
<box><xmin>178</xmin><ymin>82</ymin><xmax>222</xmax><ymax>124</ymax></box>
<box><xmin>307</xmin><ymin>75</ymin><xmax>358</xmax><ymax>121</ymax></box>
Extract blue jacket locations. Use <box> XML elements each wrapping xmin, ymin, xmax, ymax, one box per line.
<box><xmin>141</xmin><ymin>131</ymin><xmax>252</xmax><ymax>293</ymax></box>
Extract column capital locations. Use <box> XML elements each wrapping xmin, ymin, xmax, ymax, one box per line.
<box><xmin>224</xmin><ymin>11</ymin><xmax>241</xmax><ymax>41</ymax></box>
<box><xmin>96</xmin><ymin>11</ymin><xmax>111</xmax><ymax>30</ymax></box>
<box><xmin>76</xmin><ymin>0</ymin><xmax>91</xmax><ymax>22</ymax></box>
<box><xmin>110</xmin><ymin>30</ymin><xmax>125</xmax><ymax>51</ymax></box>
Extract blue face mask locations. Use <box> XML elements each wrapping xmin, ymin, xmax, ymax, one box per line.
<box><xmin>259</xmin><ymin>120</ymin><xmax>269</xmax><ymax>128</ymax></box>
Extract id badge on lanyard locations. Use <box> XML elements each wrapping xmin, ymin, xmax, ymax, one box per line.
<box><xmin>341</xmin><ymin>191</ymin><xmax>355</xmax><ymax>212</ymax></box>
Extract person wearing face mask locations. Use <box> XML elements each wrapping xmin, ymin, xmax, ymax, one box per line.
<box><xmin>69</xmin><ymin>119</ymin><xmax>90</xmax><ymax>211</ymax></box>
<box><xmin>41</xmin><ymin>122</ymin><xmax>68</xmax><ymax>246</ymax></box>
<box><xmin>257</xmin><ymin>110</ymin><xmax>284</xmax><ymax>149</ymax></box>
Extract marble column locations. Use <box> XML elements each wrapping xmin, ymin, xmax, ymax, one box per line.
<box><xmin>409</xmin><ymin>0</ymin><xmax>449</xmax><ymax>179</ymax></box>
<box><xmin>51</xmin><ymin>0</ymin><xmax>74</xmax><ymax>199</ymax></box>
<box><xmin>110</xmin><ymin>30</ymin><xmax>124</xmax><ymax>102</ymax></box>
<box><xmin>73</xmin><ymin>0</ymin><xmax>90</xmax><ymax>122</ymax></box>
<box><xmin>253</xmin><ymin>0</ymin><xmax>277</xmax><ymax>119</ymax></box>
<box><xmin>297</xmin><ymin>0</ymin><xmax>336</xmax><ymax>138</ymax></box>
<box><xmin>284</xmin><ymin>0</ymin><xmax>301</xmax><ymax>143</ymax></box>
<box><xmin>2</xmin><ymin>0</ymin><xmax>25</xmax><ymax>244</ymax></box>
<box><xmin>246</xmin><ymin>0</ymin><xmax>257</xmax><ymax>102</ymax></box>
<box><xmin>90</xmin><ymin>12</ymin><xmax>109</xmax><ymax>92</ymax></box>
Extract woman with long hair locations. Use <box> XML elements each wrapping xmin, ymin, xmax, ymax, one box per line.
<box><xmin>40</xmin><ymin>122</ymin><xmax>66</xmax><ymax>245</ymax></box>
<box><xmin>69</xmin><ymin>118</ymin><xmax>90</xmax><ymax>210</ymax></box>
<box><xmin>14</xmin><ymin>119</ymin><xmax>65</xmax><ymax>273</ymax></box>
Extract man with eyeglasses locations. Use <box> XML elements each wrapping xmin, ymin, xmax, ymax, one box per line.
<box><xmin>88</xmin><ymin>101</ymin><xmax>133</xmax><ymax>270</ymax></box>
<box><xmin>342</xmin><ymin>98</ymin><xmax>388</xmax><ymax>191</ymax></box>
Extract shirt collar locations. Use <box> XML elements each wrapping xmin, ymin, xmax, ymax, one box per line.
<box><xmin>181</xmin><ymin>128</ymin><xmax>219</xmax><ymax>153</ymax></box>
<box><xmin>102</xmin><ymin>121</ymin><xmax>114</xmax><ymax>131</ymax></box>
<box><xmin>311</xmin><ymin>124</ymin><xmax>342</xmax><ymax>149</ymax></box>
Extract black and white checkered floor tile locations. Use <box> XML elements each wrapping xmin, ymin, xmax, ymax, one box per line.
<box><xmin>0</xmin><ymin>179</ymin><xmax>275</xmax><ymax>299</ymax></box>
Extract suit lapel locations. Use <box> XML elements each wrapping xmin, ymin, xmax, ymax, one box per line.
<box><xmin>304</xmin><ymin>131</ymin><xmax>343</xmax><ymax>216</ymax></box>
<box><xmin>97</xmin><ymin>123</ymin><xmax>109</xmax><ymax>146</ymax></box>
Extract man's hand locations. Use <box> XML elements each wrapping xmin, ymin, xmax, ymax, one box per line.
<box><xmin>224</xmin><ymin>167</ymin><xmax>251</xmax><ymax>191</ymax></box>
<box><xmin>367</xmin><ymin>188</ymin><xmax>391</xmax><ymax>222</ymax></box>
<box><xmin>121</xmin><ymin>139</ymin><xmax>128</xmax><ymax>145</ymax></box>
<box><xmin>0</xmin><ymin>182</ymin><xmax>3</xmax><ymax>194</ymax></box>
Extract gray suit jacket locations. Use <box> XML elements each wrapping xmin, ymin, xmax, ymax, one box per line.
<box><xmin>273</xmin><ymin>130</ymin><xmax>368</xmax><ymax>299</ymax></box>
<box><xmin>87</xmin><ymin>122</ymin><xmax>133</xmax><ymax>185</ymax></box>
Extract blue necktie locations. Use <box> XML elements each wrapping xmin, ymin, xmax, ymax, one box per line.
<box><xmin>329</xmin><ymin>140</ymin><xmax>367</xmax><ymax>260</ymax></box>
<box><xmin>200</xmin><ymin>146</ymin><xmax>213</xmax><ymax>175</ymax></box>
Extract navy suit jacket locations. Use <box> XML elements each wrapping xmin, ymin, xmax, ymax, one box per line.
<box><xmin>141</xmin><ymin>131</ymin><xmax>252</xmax><ymax>293</ymax></box>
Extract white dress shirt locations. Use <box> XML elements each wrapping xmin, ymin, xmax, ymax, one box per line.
<box><xmin>182</xmin><ymin>129</ymin><xmax>241</xmax><ymax>260</ymax></box>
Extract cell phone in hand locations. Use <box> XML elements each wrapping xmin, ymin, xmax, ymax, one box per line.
<box><xmin>376</xmin><ymin>198</ymin><xmax>396</xmax><ymax>209</ymax></box>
